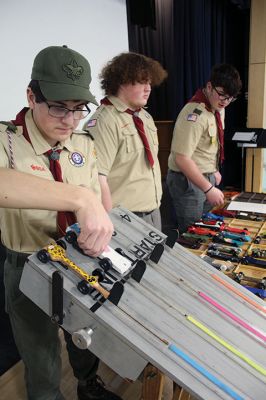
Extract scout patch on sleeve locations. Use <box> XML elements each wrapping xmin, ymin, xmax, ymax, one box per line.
<box><xmin>187</xmin><ymin>113</ymin><xmax>198</xmax><ymax>122</ymax></box>
<box><xmin>86</xmin><ymin>119</ymin><xmax>97</xmax><ymax>128</ymax></box>
<box><xmin>193</xmin><ymin>108</ymin><xmax>202</xmax><ymax>115</ymax></box>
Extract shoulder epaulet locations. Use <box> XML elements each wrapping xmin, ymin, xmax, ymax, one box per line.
<box><xmin>84</xmin><ymin>131</ymin><xmax>94</xmax><ymax>141</ymax></box>
<box><xmin>76</xmin><ymin>129</ymin><xmax>94</xmax><ymax>141</ymax></box>
<box><xmin>193</xmin><ymin>108</ymin><xmax>203</xmax><ymax>116</ymax></box>
<box><xmin>0</xmin><ymin>121</ymin><xmax>17</xmax><ymax>133</ymax></box>
<box><xmin>73</xmin><ymin>129</ymin><xmax>94</xmax><ymax>140</ymax></box>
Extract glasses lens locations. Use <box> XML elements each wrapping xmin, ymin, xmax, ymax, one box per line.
<box><xmin>73</xmin><ymin>109</ymin><xmax>90</xmax><ymax>120</ymax></box>
<box><xmin>48</xmin><ymin>106</ymin><xmax>67</xmax><ymax>118</ymax></box>
<box><xmin>214</xmin><ymin>88</ymin><xmax>236</xmax><ymax>103</ymax></box>
<box><xmin>46</xmin><ymin>103</ymin><xmax>91</xmax><ymax>120</ymax></box>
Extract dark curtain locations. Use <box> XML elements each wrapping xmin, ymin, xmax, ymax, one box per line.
<box><xmin>172</xmin><ymin>0</ymin><xmax>228</xmax><ymax>118</ymax></box>
<box><xmin>127</xmin><ymin>0</ymin><xmax>250</xmax><ymax>187</ymax></box>
<box><xmin>127</xmin><ymin>0</ymin><xmax>229</xmax><ymax>120</ymax></box>
<box><xmin>222</xmin><ymin>3</ymin><xmax>250</xmax><ymax>188</ymax></box>
<box><xmin>127</xmin><ymin>0</ymin><xmax>174</xmax><ymax>120</ymax></box>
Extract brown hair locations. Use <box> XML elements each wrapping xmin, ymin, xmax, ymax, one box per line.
<box><xmin>100</xmin><ymin>52</ymin><xmax>167</xmax><ymax>95</ymax></box>
<box><xmin>28</xmin><ymin>80</ymin><xmax>46</xmax><ymax>103</ymax></box>
<box><xmin>210</xmin><ymin>64</ymin><xmax>242</xmax><ymax>97</ymax></box>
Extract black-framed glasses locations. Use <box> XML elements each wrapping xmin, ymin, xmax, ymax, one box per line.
<box><xmin>213</xmin><ymin>87</ymin><xmax>237</xmax><ymax>103</ymax></box>
<box><xmin>44</xmin><ymin>102</ymin><xmax>91</xmax><ymax>120</ymax></box>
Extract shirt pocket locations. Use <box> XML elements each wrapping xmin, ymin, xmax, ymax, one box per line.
<box><xmin>147</xmin><ymin>125</ymin><xmax>159</xmax><ymax>155</ymax></box>
<box><xmin>122</xmin><ymin>127</ymin><xmax>143</xmax><ymax>153</ymax></box>
<box><xmin>208</xmin><ymin>121</ymin><xmax>217</xmax><ymax>145</ymax></box>
<box><xmin>147</xmin><ymin>125</ymin><xmax>159</xmax><ymax>145</ymax></box>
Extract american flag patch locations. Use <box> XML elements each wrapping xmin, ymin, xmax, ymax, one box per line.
<box><xmin>187</xmin><ymin>113</ymin><xmax>197</xmax><ymax>122</ymax></box>
<box><xmin>86</xmin><ymin>119</ymin><xmax>97</xmax><ymax>128</ymax></box>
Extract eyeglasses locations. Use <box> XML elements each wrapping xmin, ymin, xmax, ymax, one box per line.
<box><xmin>213</xmin><ymin>87</ymin><xmax>237</xmax><ymax>103</ymax></box>
<box><xmin>45</xmin><ymin>102</ymin><xmax>91</xmax><ymax>120</ymax></box>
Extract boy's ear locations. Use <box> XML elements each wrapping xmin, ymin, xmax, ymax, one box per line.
<box><xmin>27</xmin><ymin>88</ymin><xmax>35</xmax><ymax>109</ymax></box>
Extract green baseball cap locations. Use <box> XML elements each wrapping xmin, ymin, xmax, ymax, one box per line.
<box><xmin>31</xmin><ymin>45</ymin><xmax>98</xmax><ymax>105</ymax></box>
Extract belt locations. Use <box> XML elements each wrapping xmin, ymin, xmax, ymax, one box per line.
<box><xmin>203</xmin><ymin>172</ymin><xmax>215</xmax><ymax>177</ymax></box>
<box><xmin>169</xmin><ymin>170</ymin><xmax>215</xmax><ymax>177</ymax></box>
<box><xmin>6</xmin><ymin>248</ymin><xmax>31</xmax><ymax>265</ymax></box>
<box><xmin>134</xmin><ymin>211</ymin><xmax>153</xmax><ymax>217</ymax></box>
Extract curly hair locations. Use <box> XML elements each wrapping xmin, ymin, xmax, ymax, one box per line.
<box><xmin>100</xmin><ymin>52</ymin><xmax>168</xmax><ymax>95</ymax></box>
<box><xmin>210</xmin><ymin>64</ymin><xmax>242</xmax><ymax>97</ymax></box>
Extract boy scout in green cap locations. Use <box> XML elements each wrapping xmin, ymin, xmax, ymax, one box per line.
<box><xmin>167</xmin><ymin>64</ymin><xmax>242</xmax><ymax>233</ymax></box>
<box><xmin>0</xmin><ymin>46</ymin><xmax>121</xmax><ymax>400</ymax></box>
<box><xmin>84</xmin><ymin>52</ymin><xmax>167</xmax><ymax>230</ymax></box>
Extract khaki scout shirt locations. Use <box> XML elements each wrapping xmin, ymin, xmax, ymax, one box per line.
<box><xmin>168</xmin><ymin>102</ymin><xmax>225</xmax><ymax>173</ymax></box>
<box><xmin>84</xmin><ymin>96</ymin><xmax>162</xmax><ymax>212</ymax></box>
<box><xmin>0</xmin><ymin>109</ymin><xmax>100</xmax><ymax>253</ymax></box>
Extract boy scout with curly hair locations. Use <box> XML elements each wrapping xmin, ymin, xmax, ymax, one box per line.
<box><xmin>84</xmin><ymin>52</ymin><xmax>167</xmax><ymax>230</ymax></box>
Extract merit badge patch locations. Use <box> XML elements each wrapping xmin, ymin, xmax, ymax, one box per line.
<box><xmin>69</xmin><ymin>151</ymin><xmax>86</xmax><ymax>167</ymax></box>
<box><xmin>86</xmin><ymin>119</ymin><xmax>97</xmax><ymax>128</ymax></box>
<box><xmin>187</xmin><ymin>113</ymin><xmax>198</xmax><ymax>122</ymax></box>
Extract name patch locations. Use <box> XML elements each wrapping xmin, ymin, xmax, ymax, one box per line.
<box><xmin>31</xmin><ymin>164</ymin><xmax>46</xmax><ymax>171</ymax></box>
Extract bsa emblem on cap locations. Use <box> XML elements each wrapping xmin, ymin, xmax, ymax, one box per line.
<box><xmin>69</xmin><ymin>151</ymin><xmax>85</xmax><ymax>167</ymax></box>
<box><xmin>63</xmin><ymin>59</ymin><xmax>84</xmax><ymax>81</ymax></box>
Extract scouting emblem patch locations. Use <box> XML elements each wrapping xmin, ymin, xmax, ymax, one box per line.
<box><xmin>69</xmin><ymin>151</ymin><xmax>85</xmax><ymax>167</ymax></box>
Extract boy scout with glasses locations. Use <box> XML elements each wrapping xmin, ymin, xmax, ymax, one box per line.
<box><xmin>84</xmin><ymin>52</ymin><xmax>167</xmax><ymax>231</ymax></box>
<box><xmin>167</xmin><ymin>63</ymin><xmax>242</xmax><ymax>234</ymax></box>
<box><xmin>0</xmin><ymin>46</ymin><xmax>121</xmax><ymax>400</ymax></box>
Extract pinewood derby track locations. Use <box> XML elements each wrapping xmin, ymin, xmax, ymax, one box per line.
<box><xmin>20</xmin><ymin>207</ymin><xmax>266</xmax><ymax>400</ymax></box>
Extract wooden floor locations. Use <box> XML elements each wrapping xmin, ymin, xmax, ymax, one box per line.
<box><xmin>0</xmin><ymin>330</ymin><xmax>174</xmax><ymax>400</ymax></box>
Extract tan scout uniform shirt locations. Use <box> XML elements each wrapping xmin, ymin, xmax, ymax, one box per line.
<box><xmin>85</xmin><ymin>96</ymin><xmax>162</xmax><ymax>212</ymax></box>
<box><xmin>168</xmin><ymin>102</ymin><xmax>225</xmax><ymax>173</ymax></box>
<box><xmin>0</xmin><ymin>109</ymin><xmax>100</xmax><ymax>253</ymax></box>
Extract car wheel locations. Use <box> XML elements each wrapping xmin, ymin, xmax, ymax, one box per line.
<box><xmin>65</xmin><ymin>230</ymin><xmax>77</xmax><ymax>244</ymax></box>
<box><xmin>56</xmin><ymin>239</ymin><xmax>67</xmax><ymax>250</ymax></box>
<box><xmin>37</xmin><ymin>249</ymin><xmax>50</xmax><ymax>263</ymax></box>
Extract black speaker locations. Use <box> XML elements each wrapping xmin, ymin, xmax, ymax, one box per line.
<box><xmin>127</xmin><ymin>0</ymin><xmax>156</xmax><ymax>29</ymax></box>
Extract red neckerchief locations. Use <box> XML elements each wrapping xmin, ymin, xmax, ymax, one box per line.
<box><xmin>12</xmin><ymin>107</ymin><xmax>76</xmax><ymax>236</ymax></box>
<box><xmin>188</xmin><ymin>89</ymin><xmax>224</xmax><ymax>164</ymax></box>
<box><xmin>12</xmin><ymin>108</ymin><xmax>30</xmax><ymax>142</ymax></box>
<box><xmin>100</xmin><ymin>97</ymin><xmax>154</xmax><ymax>167</ymax></box>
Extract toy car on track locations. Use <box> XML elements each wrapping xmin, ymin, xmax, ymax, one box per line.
<box><xmin>65</xmin><ymin>223</ymin><xmax>132</xmax><ymax>275</ymax></box>
<box><xmin>37</xmin><ymin>241</ymin><xmax>110</xmax><ymax>298</ymax></box>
